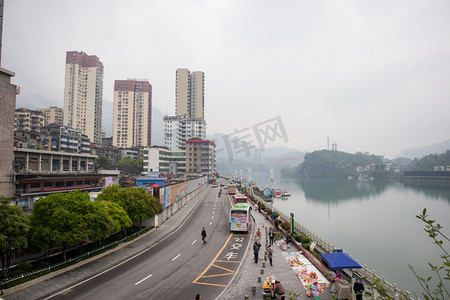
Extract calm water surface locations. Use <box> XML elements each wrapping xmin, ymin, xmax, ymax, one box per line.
<box><xmin>254</xmin><ymin>177</ymin><xmax>450</xmax><ymax>296</ymax></box>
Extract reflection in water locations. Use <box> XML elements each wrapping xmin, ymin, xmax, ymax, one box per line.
<box><xmin>270</xmin><ymin>178</ymin><xmax>450</xmax><ymax>296</ymax></box>
<box><xmin>297</xmin><ymin>178</ymin><xmax>392</xmax><ymax>203</ymax></box>
<box><xmin>403</xmin><ymin>181</ymin><xmax>450</xmax><ymax>203</ymax></box>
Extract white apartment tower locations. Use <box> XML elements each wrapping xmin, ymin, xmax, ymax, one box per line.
<box><xmin>64</xmin><ymin>51</ymin><xmax>104</xmax><ymax>144</ymax></box>
<box><xmin>113</xmin><ymin>79</ymin><xmax>152</xmax><ymax>148</ymax></box>
<box><xmin>176</xmin><ymin>68</ymin><xmax>204</xmax><ymax>119</ymax></box>
<box><xmin>164</xmin><ymin>115</ymin><xmax>206</xmax><ymax>151</ymax></box>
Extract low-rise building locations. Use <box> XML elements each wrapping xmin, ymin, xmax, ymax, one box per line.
<box><xmin>41</xmin><ymin>124</ymin><xmax>90</xmax><ymax>154</ymax></box>
<box><xmin>143</xmin><ymin>146</ymin><xmax>186</xmax><ymax>177</ymax></box>
<box><xmin>13</xmin><ymin>148</ymin><xmax>102</xmax><ymax>209</ymax></box>
<box><xmin>36</xmin><ymin>106</ymin><xmax>64</xmax><ymax>126</ymax></box>
<box><xmin>15</xmin><ymin>107</ymin><xmax>45</xmax><ymax>132</ymax></box>
<box><xmin>185</xmin><ymin>138</ymin><xmax>216</xmax><ymax>177</ymax></box>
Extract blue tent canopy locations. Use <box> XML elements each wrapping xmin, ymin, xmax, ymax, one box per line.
<box><xmin>320</xmin><ymin>253</ymin><xmax>362</xmax><ymax>269</ymax></box>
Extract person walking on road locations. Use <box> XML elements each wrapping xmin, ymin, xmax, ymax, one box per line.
<box><xmin>269</xmin><ymin>227</ymin><xmax>274</xmax><ymax>246</ymax></box>
<box><xmin>353</xmin><ymin>279</ymin><xmax>365</xmax><ymax>300</ymax></box>
<box><xmin>267</xmin><ymin>247</ymin><xmax>274</xmax><ymax>266</ymax></box>
<box><xmin>253</xmin><ymin>241</ymin><xmax>261</xmax><ymax>263</ymax></box>
<box><xmin>201</xmin><ymin>227</ymin><xmax>207</xmax><ymax>244</ymax></box>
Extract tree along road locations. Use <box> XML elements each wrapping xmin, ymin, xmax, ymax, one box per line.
<box><xmin>45</xmin><ymin>183</ymin><xmax>251</xmax><ymax>300</ymax></box>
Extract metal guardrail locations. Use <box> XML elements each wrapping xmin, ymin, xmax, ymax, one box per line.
<box><xmin>0</xmin><ymin>228</ymin><xmax>148</xmax><ymax>287</ymax></box>
<box><xmin>252</xmin><ymin>193</ymin><xmax>412</xmax><ymax>300</ymax></box>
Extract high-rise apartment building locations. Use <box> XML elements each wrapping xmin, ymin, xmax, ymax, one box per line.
<box><xmin>164</xmin><ymin>115</ymin><xmax>206</xmax><ymax>151</ymax></box>
<box><xmin>63</xmin><ymin>51</ymin><xmax>104</xmax><ymax>144</ymax></box>
<box><xmin>113</xmin><ymin>79</ymin><xmax>152</xmax><ymax>148</ymax></box>
<box><xmin>37</xmin><ymin>106</ymin><xmax>63</xmax><ymax>125</ymax></box>
<box><xmin>176</xmin><ymin>68</ymin><xmax>204</xmax><ymax>119</ymax></box>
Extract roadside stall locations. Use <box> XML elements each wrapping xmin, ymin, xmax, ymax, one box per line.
<box><xmin>262</xmin><ymin>275</ymin><xmax>276</xmax><ymax>299</ymax></box>
<box><xmin>320</xmin><ymin>252</ymin><xmax>362</xmax><ymax>299</ymax></box>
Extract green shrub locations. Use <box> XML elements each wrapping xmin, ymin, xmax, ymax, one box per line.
<box><xmin>293</xmin><ymin>234</ymin><xmax>302</xmax><ymax>243</ymax></box>
<box><xmin>260</xmin><ymin>203</ymin><xmax>266</xmax><ymax>210</ymax></box>
<box><xmin>301</xmin><ymin>236</ymin><xmax>311</xmax><ymax>244</ymax></box>
<box><xmin>19</xmin><ymin>261</ymin><xmax>33</xmax><ymax>272</ymax></box>
<box><xmin>281</xmin><ymin>221</ymin><xmax>290</xmax><ymax>231</ymax></box>
<box><xmin>304</xmin><ymin>243</ymin><xmax>311</xmax><ymax>250</ymax></box>
<box><xmin>273</xmin><ymin>211</ymin><xmax>280</xmax><ymax>219</ymax></box>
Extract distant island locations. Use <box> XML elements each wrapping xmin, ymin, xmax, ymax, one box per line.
<box><xmin>281</xmin><ymin>150</ymin><xmax>450</xmax><ymax>179</ymax></box>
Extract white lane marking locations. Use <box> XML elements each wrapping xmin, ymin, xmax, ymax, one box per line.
<box><xmin>192</xmin><ymin>240</ymin><xmax>197</xmax><ymax>245</ymax></box>
<box><xmin>213</xmin><ymin>211</ymin><xmax>215</xmax><ymax>214</ymax></box>
<box><xmin>172</xmin><ymin>254</ymin><xmax>181</xmax><ymax>261</ymax></box>
<box><xmin>135</xmin><ymin>274</ymin><xmax>152</xmax><ymax>285</ymax></box>
<box><xmin>209</xmin><ymin>221</ymin><xmax>212</xmax><ymax>225</ymax></box>
<box><xmin>211</xmin><ymin>216</ymin><xmax>214</xmax><ymax>219</ymax></box>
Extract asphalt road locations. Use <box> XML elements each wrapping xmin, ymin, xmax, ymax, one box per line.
<box><xmin>45</xmin><ymin>180</ymin><xmax>250</xmax><ymax>300</ymax></box>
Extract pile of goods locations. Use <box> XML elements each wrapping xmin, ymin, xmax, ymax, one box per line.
<box><xmin>281</xmin><ymin>252</ymin><xmax>328</xmax><ymax>298</ymax></box>
<box><xmin>328</xmin><ymin>271</ymin><xmax>349</xmax><ymax>285</ymax></box>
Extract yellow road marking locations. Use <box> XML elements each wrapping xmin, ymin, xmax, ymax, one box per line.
<box><xmin>215</xmin><ymin>260</ymin><xmax>240</xmax><ymax>263</ymax></box>
<box><xmin>200</xmin><ymin>272</ymin><xmax>233</xmax><ymax>279</ymax></box>
<box><xmin>193</xmin><ymin>282</ymin><xmax>228</xmax><ymax>287</ymax></box>
<box><xmin>192</xmin><ymin>233</ymin><xmax>233</xmax><ymax>285</ymax></box>
<box><xmin>211</xmin><ymin>264</ymin><xmax>234</xmax><ymax>273</ymax></box>
<box><xmin>227</xmin><ymin>193</ymin><xmax>233</xmax><ymax>206</ymax></box>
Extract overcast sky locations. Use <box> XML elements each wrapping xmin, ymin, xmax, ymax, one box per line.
<box><xmin>3</xmin><ymin>0</ymin><xmax>450</xmax><ymax>158</ymax></box>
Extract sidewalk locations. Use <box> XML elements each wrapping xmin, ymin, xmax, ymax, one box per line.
<box><xmin>219</xmin><ymin>206</ymin><xmax>333</xmax><ymax>300</ymax></box>
<box><xmin>2</xmin><ymin>185</ymin><xmax>211</xmax><ymax>300</ymax></box>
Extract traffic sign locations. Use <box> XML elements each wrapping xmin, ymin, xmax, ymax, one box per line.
<box><xmin>274</xmin><ymin>189</ymin><xmax>283</xmax><ymax>198</ymax></box>
<box><xmin>263</xmin><ymin>188</ymin><xmax>272</xmax><ymax>197</ymax></box>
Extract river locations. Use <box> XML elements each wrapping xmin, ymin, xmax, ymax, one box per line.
<box><xmin>251</xmin><ymin>176</ymin><xmax>450</xmax><ymax>297</ymax></box>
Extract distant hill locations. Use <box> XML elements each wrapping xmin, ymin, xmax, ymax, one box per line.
<box><xmin>281</xmin><ymin>150</ymin><xmax>384</xmax><ymax>179</ymax></box>
<box><xmin>208</xmin><ymin>132</ymin><xmax>304</xmax><ymax>177</ymax></box>
<box><xmin>400</xmin><ymin>139</ymin><xmax>450</xmax><ymax>159</ymax></box>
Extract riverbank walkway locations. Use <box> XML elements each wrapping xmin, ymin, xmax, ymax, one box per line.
<box><xmin>220</xmin><ymin>203</ymin><xmax>334</xmax><ymax>300</ymax></box>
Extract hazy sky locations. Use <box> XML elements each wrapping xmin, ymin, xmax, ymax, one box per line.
<box><xmin>3</xmin><ymin>0</ymin><xmax>450</xmax><ymax>158</ymax></box>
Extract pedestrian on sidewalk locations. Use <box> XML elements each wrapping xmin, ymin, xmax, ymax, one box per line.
<box><xmin>286</xmin><ymin>232</ymin><xmax>293</xmax><ymax>245</ymax></box>
<box><xmin>274</xmin><ymin>218</ymin><xmax>279</xmax><ymax>231</ymax></box>
<box><xmin>201</xmin><ymin>227</ymin><xmax>207</xmax><ymax>244</ymax></box>
<box><xmin>273</xmin><ymin>280</ymin><xmax>285</xmax><ymax>299</ymax></box>
<box><xmin>269</xmin><ymin>227</ymin><xmax>274</xmax><ymax>246</ymax></box>
<box><xmin>353</xmin><ymin>279</ymin><xmax>365</xmax><ymax>300</ymax></box>
<box><xmin>256</xmin><ymin>228</ymin><xmax>262</xmax><ymax>239</ymax></box>
<box><xmin>267</xmin><ymin>247</ymin><xmax>274</xmax><ymax>266</ymax></box>
<box><xmin>195</xmin><ymin>294</ymin><xmax>201</xmax><ymax>300</ymax></box>
<box><xmin>258</xmin><ymin>200</ymin><xmax>261</xmax><ymax>213</ymax></box>
<box><xmin>253</xmin><ymin>241</ymin><xmax>261</xmax><ymax>263</ymax></box>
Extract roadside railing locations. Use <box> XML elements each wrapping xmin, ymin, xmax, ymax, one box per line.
<box><xmin>0</xmin><ymin>227</ymin><xmax>149</xmax><ymax>288</ymax></box>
